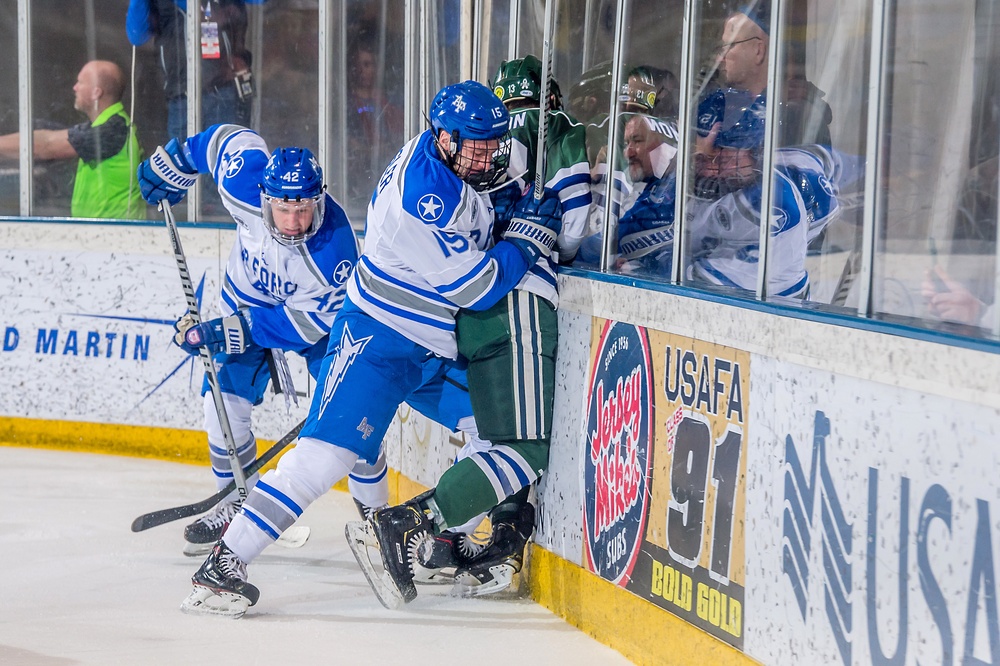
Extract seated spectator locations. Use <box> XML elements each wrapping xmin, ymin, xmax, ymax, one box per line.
<box><xmin>0</xmin><ymin>60</ymin><xmax>144</xmax><ymax>219</ymax></box>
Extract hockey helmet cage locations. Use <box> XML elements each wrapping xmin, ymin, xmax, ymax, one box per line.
<box><xmin>429</xmin><ymin>81</ymin><xmax>512</xmax><ymax>191</ymax></box>
<box><xmin>260</xmin><ymin>146</ymin><xmax>326</xmax><ymax>246</ymax></box>
<box><xmin>694</xmin><ymin>88</ymin><xmax>766</xmax><ymax>198</ymax></box>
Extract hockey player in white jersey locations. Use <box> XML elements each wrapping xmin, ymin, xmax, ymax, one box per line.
<box><xmin>404</xmin><ymin>56</ymin><xmax>589</xmax><ymax>595</ymax></box>
<box><xmin>136</xmin><ymin>124</ymin><xmax>389</xmax><ymax>556</ymax></box>
<box><xmin>178</xmin><ymin>82</ymin><xmax>563</xmax><ymax>617</ymax></box>
<box><xmin>687</xmin><ymin>88</ymin><xmax>841</xmax><ymax>297</ymax></box>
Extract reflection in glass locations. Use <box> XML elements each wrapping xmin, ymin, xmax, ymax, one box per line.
<box><xmin>877</xmin><ymin>0</ymin><xmax>998</xmax><ymax>338</ymax></box>
<box><xmin>572</xmin><ymin>0</ymin><xmax>683</xmax><ymax>278</ymax></box>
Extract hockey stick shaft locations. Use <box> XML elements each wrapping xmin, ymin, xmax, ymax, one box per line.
<box><xmin>130</xmin><ymin>419</ymin><xmax>305</xmax><ymax>532</ymax></box>
<box><xmin>161</xmin><ymin>201</ymin><xmax>249</xmax><ymax>500</ymax></box>
<box><xmin>533</xmin><ymin>0</ymin><xmax>556</xmax><ymax>202</ymax></box>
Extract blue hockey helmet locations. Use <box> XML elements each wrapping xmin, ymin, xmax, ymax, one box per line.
<box><xmin>694</xmin><ymin>88</ymin><xmax>765</xmax><ymax>198</ymax></box>
<box><xmin>260</xmin><ymin>147</ymin><xmax>326</xmax><ymax>246</ymax></box>
<box><xmin>429</xmin><ymin>80</ymin><xmax>512</xmax><ymax>191</ymax></box>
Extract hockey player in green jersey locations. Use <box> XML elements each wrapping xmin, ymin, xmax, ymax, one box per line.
<box><xmin>407</xmin><ymin>56</ymin><xmax>592</xmax><ymax>598</ymax></box>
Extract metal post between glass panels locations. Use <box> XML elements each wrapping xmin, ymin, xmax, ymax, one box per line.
<box><xmin>671</xmin><ymin>0</ymin><xmax>697</xmax><ymax>285</ymax></box>
<box><xmin>599</xmin><ymin>0</ymin><xmax>630</xmax><ymax>273</ymax></box>
<box><xmin>17</xmin><ymin>0</ymin><xmax>32</xmax><ymax>216</ymax></box>
<box><xmin>858</xmin><ymin>0</ymin><xmax>892</xmax><ymax>317</ymax></box>
<box><xmin>186</xmin><ymin>3</ymin><xmax>201</xmax><ymax>220</ymax></box>
<box><xmin>755</xmin><ymin>0</ymin><xmax>786</xmax><ymax>300</ymax></box>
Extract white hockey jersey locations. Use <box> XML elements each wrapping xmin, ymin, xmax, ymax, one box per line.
<box><xmin>185</xmin><ymin>124</ymin><xmax>359</xmax><ymax>350</ymax></box>
<box><xmin>348</xmin><ymin>130</ymin><xmax>539</xmax><ymax>359</ymax></box>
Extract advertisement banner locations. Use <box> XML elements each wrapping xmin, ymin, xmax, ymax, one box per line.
<box><xmin>582</xmin><ymin>317</ymin><xmax>749</xmax><ymax>649</ymax></box>
<box><xmin>745</xmin><ymin>360</ymin><xmax>1000</xmax><ymax>666</ymax></box>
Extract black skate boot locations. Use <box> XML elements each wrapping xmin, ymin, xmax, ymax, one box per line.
<box><xmin>182</xmin><ymin>499</ymin><xmax>241</xmax><ymax>556</ymax></box>
<box><xmin>412</xmin><ymin>530</ymin><xmax>486</xmax><ymax>584</ymax></box>
<box><xmin>369</xmin><ymin>502</ymin><xmax>434</xmax><ymax>603</ymax></box>
<box><xmin>454</xmin><ymin>501</ymin><xmax>535</xmax><ymax>597</ymax></box>
<box><xmin>180</xmin><ymin>541</ymin><xmax>260</xmax><ymax>618</ymax></box>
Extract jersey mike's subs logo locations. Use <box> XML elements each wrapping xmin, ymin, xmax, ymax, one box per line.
<box><xmin>583</xmin><ymin>320</ymin><xmax>654</xmax><ymax>586</ymax></box>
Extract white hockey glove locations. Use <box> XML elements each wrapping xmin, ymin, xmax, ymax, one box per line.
<box><xmin>173</xmin><ymin>312</ymin><xmax>250</xmax><ymax>356</ymax></box>
<box><xmin>501</xmin><ymin>189</ymin><xmax>562</xmax><ymax>264</ymax></box>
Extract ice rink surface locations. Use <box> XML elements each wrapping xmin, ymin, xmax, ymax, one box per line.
<box><xmin>0</xmin><ymin>447</ymin><xmax>630</xmax><ymax>666</ymax></box>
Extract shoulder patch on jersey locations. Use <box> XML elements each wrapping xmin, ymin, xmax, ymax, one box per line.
<box><xmin>417</xmin><ymin>193</ymin><xmax>445</xmax><ymax>222</ymax></box>
<box><xmin>224</xmin><ymin>155</ymin><xmax>245</xmax><ymax>179</ymax></box>
<box><xmin>332</xmin><ymin>259</ymin><xmax>353</xmax><ymax>285</ymax></box>
<box><xmin>399</xmin><ymin>134</ymin><xmax>463</xmax><ymax>229</ymax></box>
<box><xmin>714</xmin><ymin>206</ymin><xmax>732</xmax><ymax>231</ymax></box>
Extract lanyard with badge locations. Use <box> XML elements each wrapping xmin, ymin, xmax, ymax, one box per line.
<box><xmin>200</xmin><ymin>2</ymin><xmax>220</xmax><ymax>59</ymax></box>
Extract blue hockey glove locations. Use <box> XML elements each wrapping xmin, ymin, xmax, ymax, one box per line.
<box><xmin>490</xmin><ymin>181</ymin><xmax>524</xmax><ymax>229</ymax></box>
<box><xmin>501</xmin><ymin>189</ymin><xmax>562</xmax><ymax>264</ymax></box>
<box><xmin>137</xmin><ymin>137</ymin><xmax>198</xmax><ymax>206</ymax></box>
<box><xmin>172</xmin><ymin>312</ymin><xmax>250</xmax><ymax>356</ymax></box>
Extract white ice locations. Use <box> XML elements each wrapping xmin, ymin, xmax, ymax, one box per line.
<box><xmin>0</xmin><ymin>447</ymin><xmax>631</xmax><ymax>665</ymax></box>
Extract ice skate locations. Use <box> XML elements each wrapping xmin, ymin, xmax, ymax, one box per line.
<box><xmin>453</xmin><ymin>502</ymin><xmax>535</xmax><ymax>598</ymax></box>
<box><xmin>182</xmin><ymin>499</ymin><xmax>241</xmax><ymax>556</ymax></box>
<box><xmin>345</xmin><ymin>502</ymin><xmax>432</xmax><ymax>608</ymax></box>
<box><xmin>412</xmin><ymin>530</ymin><xmax>486</xmax><ymax>584</ymax></box>
<box><xmin>180</xmin><ymin>541</ymin><xmax>259</xmax><ymax>618</ymax></box>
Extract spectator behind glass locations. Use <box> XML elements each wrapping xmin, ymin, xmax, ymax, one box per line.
<box><xmin>126</xmin><ymin>0</ymin><xmax>263</xmax><ymax>141</ymax></box>
<box><xmin>0</xmin><ymin>60</ymin><xmax>145</xmax><ymax>220</ymax></box>
<box><xmin>716</xmin><ymin>3</ymin><xmax>832</xmax><ymax>148</ymax></box>
<box><xmin>346</xmin><ymin>39</ymin><xmax>403</xmax><ymax>203</ymax></box>
<box><xmin>577</xmin><ymin>113</ymin><xmax>677</xmax><ymax>275</ymax></box>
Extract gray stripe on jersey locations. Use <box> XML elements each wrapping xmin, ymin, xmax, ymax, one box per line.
<box><xmin>219</xmin><ymin>188</ymin><xmax>260</xmax><ymax>219</ymax></box>
<box><xmin>734</xmin><ymin>192</ymin><xmax>757</xmax><ymax>222</ymax></box>
<box><xmin>355</xmin><ymin>262</ymin><xmax>456</xmax><ymax>322</ymax></box>
<box><xmin>287</xmin><ymin>307</ymin><xmax>328</xmax><ymax>343</ymax></box>
<box><xmin>205</xmin><ymin>124</ymin><xmax>247</xmax><ymax>170</ymax></box>
<box><xmin>294</xmin><ymin>242</ymin><xmax>331</xmax><ymax>287</ymax></box>
<box><xmin>444</xmin><ymin>263</ymin><xmax>500</xmax><ymax>307</ymax></box>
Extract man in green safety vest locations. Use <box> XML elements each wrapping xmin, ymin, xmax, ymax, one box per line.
<box><xmin>0</xmin><ymin>60</ymin><xmax>144</xmax><ymax>219</ymax></box>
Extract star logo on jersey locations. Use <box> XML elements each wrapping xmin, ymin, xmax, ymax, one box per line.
<box><xmin>224</xmin><ymin>155</ymin><xmax>245</xmax><ymax>178</ymax></box>
<box><xmin>318</xmin><ymin>324</ymin><xmax>373</xmax><ymax>420</ymax></box>
<box><xmin>418</xmin><ymin>194</ymin><xmax>444</xmax><ymax>222</ymax></box>
<box><xmin>332</xmin><ymin>259</ymin><xmax>353</xmax><ymax>285</ymax></box>
<box><xmin>356</xmin><ymin>417</ymin><xmax>375</xmax><ymax>440</ymax></box>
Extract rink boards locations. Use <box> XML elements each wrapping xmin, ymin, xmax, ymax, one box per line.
<box><xmin>2</xmin><ymin>220</ymin><xmax>999</xmax><ymax>666</ymax></box>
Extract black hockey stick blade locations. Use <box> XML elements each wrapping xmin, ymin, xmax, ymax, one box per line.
<box><xmin>130</xmin><ymin>419</ymin><xmax>306</xmax><ymax>532</ymax></box>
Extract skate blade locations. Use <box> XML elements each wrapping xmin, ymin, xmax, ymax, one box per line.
<box><xmin>180</xmin><ymin>585</ymin><xmax>251</xmax><ymax>619</ymax></box>
<box><xmin>344</xmin><ymin>520</ymin><xmax>405</xmax><ymax>610</ymax></box>
<box><xmin>412</xmin><ymin>564</ymin><xmax>456</xmax><ymax>585</ymax></box>
<box><xmin>273</xmin><ymin>525</ymin><xmax>311</xmax><ymax>549</ymax></box>
<box><xmin>182</xmin><ymin>541</ymin><xmax>214</xmax><ymax>557</ymax></box>
<box><xmin>452</xmin><ymin>563</ymin><xmax>516</xmax><ymax>598</ymax></box>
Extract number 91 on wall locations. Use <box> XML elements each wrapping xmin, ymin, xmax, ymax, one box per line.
<box><xmin>582</xmin><ymin>319</ymin><xmax>749</xmax><ymax>650</ymax></box>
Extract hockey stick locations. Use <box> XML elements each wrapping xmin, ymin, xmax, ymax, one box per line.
<box><xmin>161</xmin><ymin>201</ymin><xmax>249</xmax><ymax>503</ymax></box>
<box><xmin>130</xmin><ymin>419</ymin><xmax>305</xmax><ymax>532</ymax></box>
<box><xmin>533</xmin><ymin>0</ymin><xmax>557</xmax><ymax>202</ymax></box>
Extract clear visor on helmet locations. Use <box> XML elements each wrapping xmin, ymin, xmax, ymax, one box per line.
<box><xmin>260</xmin><ymin>193</ymin><xmax>325</xmax><ymax>246</ymax></box>
<box><xmin>450</xmin><ymin>132</ymin><xmax>512</xmax><ymax>192</ymax></box>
